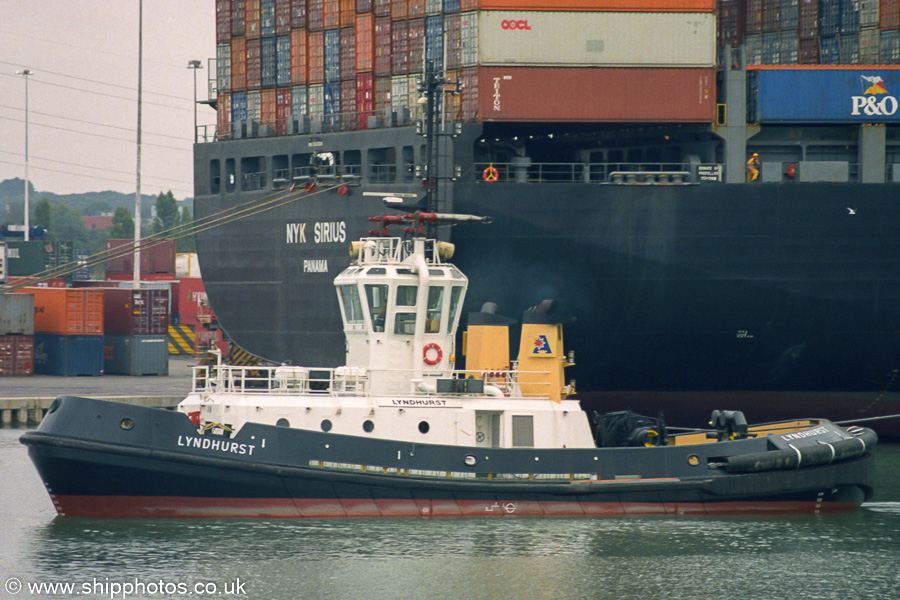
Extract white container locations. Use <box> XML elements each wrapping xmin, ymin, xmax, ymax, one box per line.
<box><xmin>476</xmin><ymin>11</ymin><xmax>716</xmax><ymax>67</ymax></box>
<box><xmin>176</xmin><ymin>253</ymin><xmax>202</xmax><ymax>278</ymax></box>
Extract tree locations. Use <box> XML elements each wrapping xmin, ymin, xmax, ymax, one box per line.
<box><xmin>109</xmin><ymin>207</ymin><xmax>134</xmax><ymax>239</ymax></box>
<box><xmin>177</xmin><ymin>206</ymin><xmax>195</xmax><ymax>253</ymax></box>
<box><xmin>33</xmin><ymin>198</ymin><xmax>52</xmax><ymax>229</ymax></box>
<box><xmin>153</xmin><ymin>190</ymin><xmax>179</xmax><ymax>234</ymax></box>
<box><xmin>47</xmin><ymin>202</ymin><xmax>88</xmax><ymax>247</ymax></box>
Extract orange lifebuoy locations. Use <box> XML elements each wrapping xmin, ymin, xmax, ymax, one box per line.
<box><xmin>423</xmin><ymin>343</ymin><xmax>442</xmax><ymax>365</ymax></box>
<box><xmin>483</xmin><ymin>163</ymin><xmax>499</xmax><ymax>182</ymax></box>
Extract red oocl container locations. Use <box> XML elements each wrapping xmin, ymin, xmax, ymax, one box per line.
<box><xmin>105</xmin><ymin>239</ymin><xmax>176</xmax><ymax>275</ymax></box>
<box><xmin>102</xmin><ymin>288</ymin><xmax>170</xmax><ymax>336</ymax></box>
<box><xmin>0</xmin><ymin>334</ymin><xmax>34</xmax><ymax>376</ymax></box>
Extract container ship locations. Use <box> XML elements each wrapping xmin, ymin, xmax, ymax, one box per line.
<box><xmin>192</xmin><ymin>0</ymin><xmax>900</xmax><ymax>436</ymax></box>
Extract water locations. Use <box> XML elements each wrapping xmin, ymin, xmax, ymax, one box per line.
<box><xmin>3</xmin><ymin>427</ymin><xmax>900</xmax><ymax>600</ymax></box>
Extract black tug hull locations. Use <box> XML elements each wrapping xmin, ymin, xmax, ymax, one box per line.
<box><xmin>20</xmin><ymin>397</ymin><xmax>875</xmax><ymax>519</ymax></box>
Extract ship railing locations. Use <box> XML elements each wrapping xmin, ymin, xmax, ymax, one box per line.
<box><xmin>472</xmin><ymin>162</ymin><xmax>695</xmax><ymax>184</ymax></box>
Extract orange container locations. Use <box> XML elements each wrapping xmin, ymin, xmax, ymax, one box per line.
<box><xmin>17</xmin><ymin>288</ymin><xmax>104</xmax><ymax>335</ymax></box>
<box><xmin>291</xmin><ymin>29</ymin><xmax>308</xmax><ymax>85</ymax></box>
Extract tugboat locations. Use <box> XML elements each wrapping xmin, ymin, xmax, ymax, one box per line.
<box><xmin>21</xmin><ymin>211</ymin><xmax>877</xmax><ymax>518</ymax></box>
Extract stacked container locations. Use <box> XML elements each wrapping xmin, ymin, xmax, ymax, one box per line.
<box><xmin>0</xmin><ymin>293</ymin><xmax>35</xmax><ymax>377</ymax></box>
<box><xmin>215</xmin><ymin>0</ymin><xmax>718</xmax><ymax>137</ymax></box>
<box><xmin>17</xmin><ymin>287</ymin><xmax>104</xmax><ymax>376</ymax></box>
<box><xmin>104</xmin><ymin>239</ymin><xmax>177</xmax><ymax>281</ymax></box>
<box><xmin>102</xmin><ymin>288</ymin><xmax>170</xmax><ymax>375</ymax></box>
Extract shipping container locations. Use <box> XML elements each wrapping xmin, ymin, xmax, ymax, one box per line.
<box><xmin>799</xmin><ymin>36</ymin><xmax>820</xmax><ymax>62</ymax></box>
<box><xmin>460</xmin><ymin>11</ymin><xmax>478</xmax><ymax>65</ymax></box>
<box><xmin>425</xmin><ymin>0</ymin><xmax>442</xmax><ymax>15</ymax></box>
<box><xmin>324</xmin><ymin>80</ymin><xmax>341</xmax><ymax>115</ymax></box>
<box><xmin>882</xmin><ymin>29</ymin><xmax>900</xmax><ymax>63</ymax></box>
<box><xmin>4</xmin><ymin>241</ymin><xmax>44</xmax><ymax>277</ymax></box>
<box><xmin>859</xmin><ymin>26</ymin><xmax>880</xmax><ymax>63</ymax></box>
<box><xmin>356</xmin><ymin>13</ymin><xmax>374</xmax><ymax>72</ymax></box>
<box><xmin>232</xmin><ymin>0</ymin><xmax>246</xmax><ymax>35</ymax></box>
<box><xmin>719</xmin><ymin>0</ymin><xmax>744</xmax><ymax>47</ymax></box>
<box><xmin>309</xmin><ymin>31</ymin><xmax>325</xmax><ymax>83</ymax></box>
<box><xmin>341</xmin><ymin>78</ymin><xmax>357</xmax><ymax>118</ymax></box>
<box><xmin>276</xmin><ymin>87</ymin><xmax>292</xmax><ymax>135</ymax></box>
<box><xmin>375</xmin><ymin>0</ymin><xmax>391</xmax><ymax>16</ymax></box>
<box><xmin>104</xmin><ymin>335</ymin><xmax>169</xmax><ymax>376</ymax></box>
<box><xmin>357</xmin><ymin>0</ymin><xmax>372</xmax><ymax>12</ymax></box>
<box><xmin>392</xmin><ymin>0</ymin><xmax>409</xmax><ymax>20</ymax></box>
<box><xmin>325</xmin><ymin>28</ymin><xmax>341</xmax><ymax>82</ymax></box>
<box><xmin>217</xmin><ymin>43</ymin><xmax>232</xmax><ymax>92</ymax></box>
<box><xmin>375</xmin><ymin>17</ymin><xmax>392</xmax><ymax>76</ymax></box>
<box><xmin>820</xmin><ymin>35</ymin><xmax>840</xmax><ymax>64</ymax></box>
<box><xmin>276</xmin><ymin>0</ymin><xmax>292</xmax><ymax>33</ymax></box>
<box><xmin>291</xmin><ymin>29</ymin><xmax>308</xmax><ymax>85</ymax></box>
<box><xmin>746</xmin><ymin>0</ymin><xmax>763</xmax><ymax>33</ymax></box>
<box><xmin>248</xmin><ymin>0</ymin><xmax>261</xmax><ymax>38</ymax></box>
<box><xmin>392</xmin><ymin>20</ymin><xmax>410</xmax><ymax>74</ymax></box>
<box><xmin>444</xmin><ymin>13</ymin><xmax>462</xmax><ymax>69</ymax></box>
<box><xmin>17</xmin><ymin>287</ymin><xmax>103</xmax><ymax>335</ymax></box>
<box><xmin>821</xmin><ymin>0</ymin><xmax>841</xmax><ymax>37</ymax></box>
<box><xmin>248</xmin><ymin>90</ymin><xmax>262</xmax><ymax>130</ymax></box>
<box><xmin>341</xmin><ymin>0</ymin><xmax>356</xmax><ymax>26</ymax></box>
<box><xmin>840</xmin><ymin>0</ymin><xmax>860</xmax><ymax>35</ymax></box>
<box><xmin>881</xmin><ymin>0</ymin><xmax>900</xmax><ymax>30</ymax></box>
<box><xmin>292</xmin><ymin>85</ymin><xmax>309</xmax><ymax>125</ymax></box>
<box><xmin>408</xmin><ymin>18</ymin><xmax>426</xmax><ymax>73</ymax></box>
<box><xmin>105</xmin><ymin>239</ymin><xmax>176</xmax><ymax>274</ymax></box>
<box><xmin>799</xmin><ymin>0</ymin><xmax>818</xmax><ymax>39</ymax></box>
<box><xmin>325</xmin><ymin>0</ymin><xmax>340</xmax><ymax>28</ymax></box>
<box><xmin>216</xmin><ymin>92</ymin><xmax>232</xmax><ymax>140</ymax></box>
<box><xmin>102</xmin><ymin>288</ymin><xmax>169</xmax><ymax>336</ymax></box>
<box><xmin>232</xmin><ymin>36</ymin><xmax>247</xmax><ymax>90</ymax></box>
<box><xmin>839</xmin><ymin>33</ymin><xmax>859</xmax><ymax>63</ymax></box>
<box><xmin>292</xmin><ymin>0</ymin><xmax>307</xmax><ymax>28</ymax></box>
<box><xmin>357</xmin><ymin>72</ymin><xmax>375</xmax><ymax>127</ymax></box>
<box><xmin>340</xmin><ymin>27</ymin><xmax>357</xmax><ymax>80</ymax></box>
<box><xmin>473</xmin><ymin>66</ymin><xmax>715</xmax><ymax>122</ymax></box>
<box><xmin>461</xmin><ymin>66</ymin><xmax>478</xmax><ymax>119</ymax></box>
<box><xmin>444</xmin><ymin>0</ymin><xmax>460</xmax><ymax>13</ymax></box>
<box><xmin>374</xmin><ymin>75</ymin><xmax>391</xmax><ymax>113</ymax></box>
<box><xmin>176</xmin><ymin>278</ymin><xmax>206</xmax><ymax>320</ymax></box>
<box><xmin>247</xmin><ymin>38</ymin><xmax>262</xmax><ymax>89</ymax></box>
<box><xmin>232</xmin><ymin>90</ymin><xmax>248</xmax><ymax>136</ymax></box>
<box><xmin>475</xmin><ymin>11</ymin><xmax>716</xmax><ymax>67</ymax></box>
<box><xmin>410</xmin><ymin>0</ymin><xmax>425</xmax><ymax>16</ymax></box>
<box><xmin>475</xmin><ymin>0</ymin><xmax>715</xmax><ymax>9</ymax></box>
<box><xmin>33</xmin><ymin>334</ymin><xmax>103</xmax><ymax>376</ymax></box>
<box><xmin>276</xmin><ymin>35</ymin><xmax>291</xmax><ymax>87</ymax></box>
<box><xmin>860</xmin><ymin>0</ymin><xmax>880</xmax><ymax>27</ymax></box>
<box><xmin>5</xmin><ymin>276</ymin><xmax>66</xmax><ymax>288</ymax></box>
<box><xmin>0</xmin><ymin>334</ymin><xmax>33</xmax><ymax>377</ymax></box>
<box><xmin>749</xmin><ymin>66</ymin><xmax>900</xmax><ymax>122</ymax></box>
<box><xmin>262</xmin><ymin>0</ymin><xmax>276</xmax><ymax>36</ymax></box>
<box><xmin>780</xmin><ymin>30</ymin><xmax>799</xmax><ymax>63</ymax></box>
<box><xmin>217</xmin><ymin>0</ymin><xmax>231</xmax><ymax>42</ymax></box>
<box><xmin>425</xmin><ymin>15</ymin><xmax>443</xmax><ymax>70</ymax></box>
<box><xmin>175</xmin><ymin>254</ymin><xmax>202</xmax><ymax>278</ymax></box>
<box><xmin>780</xmin><ymin>0</ymin><xmax>799</xmax><ymax>29</ymax></box>
<box><xmin>309</xmin><ymin>84</ymin><xmax>326</xmax><ymax>118</ymax></box>
<box><xmin>762</xmin><ymin>0</ymin><xmax>779</xmax><ymax>32</ymax></box>
<box><xmin>309</xmin><ymin>0</ymin><xmax>324</xmax><ymax>29</ymax></box>
<box><xmin>261</xmin><ymin>36</ymin><xmax>277</xmax><ymax>88</ymax></box>
<box><xmin>0</xmin><ymin>293</ymin><xmax>34</xmax><ymax>335</ymax></box>
<box><xmin>262</xmin><ymin>88</ymin><xmax>277</xmax><ymax>130</ymax></box>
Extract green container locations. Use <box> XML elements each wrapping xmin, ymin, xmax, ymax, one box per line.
<box><xmin>5</xmin><ymin>241</ymin><xmax>44</xmax><ymax>277</ymax></box>
<box><xmin>103</xmin><ymin>334</ymin><xmax>169</xmax><ymax>375</ymax></box>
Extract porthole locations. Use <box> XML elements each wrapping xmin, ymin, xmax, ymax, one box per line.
<box><xmin>687</xmin><ymin>454</ymin><xmax>700</xmax><ymax>466</ymax></box>
<box><xmin>321</xmin><ymin>419</ymin><xmax>333</xmax><ymax>432</ymax></box>
<box><xmin>418</xmin><ymin>421</ymin><xmax>430</xmax><ymax>434</ymax></box>
<box><xmin>276</xmin><ymin>418</ymin><xmax>290</xmax><ymax>428</ymax></box>
<box><xmin>363</xmin><ymin>419</ymin><xmax>375</xmax><ymax>433</ymax></box>
<box><xmin>464</xmin><ymin>455</ymin><xmax>477</xmax><ymax>466</ymax></box>
<box><xmin>120</xmin><ymin>418</ymin><xmax>135</xmax><ymax>431</ymax></box>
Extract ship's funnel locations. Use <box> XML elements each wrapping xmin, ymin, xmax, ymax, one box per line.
<box><xmin>516</xmin><ymin>301</ymin><xmax>575</xmax><ymax>402</ymax></box>
<box><xmin>463</xmin><ymin>304</ymin><xmax>516</xmax><ymax>376</ymax></box>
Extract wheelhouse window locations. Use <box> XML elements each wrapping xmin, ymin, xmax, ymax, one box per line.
<box><xmin>447</xmin><ymin>286</ymin><xmax>463</xmax><ymax>333</ymax></box>
<box><xmin>365</xmin><ymin>284</ymin><xmax>389</xmax><ymax>332</ymax></box>
<box><xmin>394</xmin><ymin>313</ymin><xmax>416</xmax><ymax>334</ymax></box>
<box><xmin>338</xmin><ymin>285</ymin><xmax>364</xmax><ymax>328</ymax></box>
<box><xmin>397</xmin><ymin>285</ymin><xmax>417</xmax><ymax>306</ymax></box>
<box><xmin>426</xmin><ymin>287</ymin><xmax>443</xmax><ymax>333</ymax></box>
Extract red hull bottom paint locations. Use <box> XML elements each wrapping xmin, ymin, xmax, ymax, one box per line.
<box><xmin>51</xmin><ymin>495</ymin><xmax>863</xmax><ymax>519</ymax></box>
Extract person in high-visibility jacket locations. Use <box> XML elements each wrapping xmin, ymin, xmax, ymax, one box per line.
<box><xmin>747</xmin><ymin>153</ymin><xmax>760</xmax><ymax>182</ymax></box>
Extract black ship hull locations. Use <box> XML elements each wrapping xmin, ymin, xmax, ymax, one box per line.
<box><xmin>21</xmin><ymin>397</ymin><xmax>875</xmax><ymax>518</ymax></box>
<box><xmin>192</xmin><ymin>179</ymin><xmax>900</xmax><ymax>437</ymax></box>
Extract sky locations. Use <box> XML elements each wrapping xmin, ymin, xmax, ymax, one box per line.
<box><xmin>0</xmin><ymin>1</ymin><xmax>217</xmax><ymax>200</ymax></box>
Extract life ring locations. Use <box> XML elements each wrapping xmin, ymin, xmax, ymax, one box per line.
<box><xmin>483</xmin><ymin>163</ymin><xmax>499</xmax><ymax>182</ymax></box>
<box><xmin>423</xmin><ymin>343</ymin><xmax>442</xmax><ymax>365</ymax></box>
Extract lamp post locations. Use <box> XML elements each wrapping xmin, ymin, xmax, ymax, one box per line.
<box><xmin>187</xmin><ymin>60</ymin><xmax>203</xmax><ymax>144</ymax></box>
<box><xmin>17</xmin><ymin>69</ymin><xmax>32</xmax><ymax>241</ymax></box>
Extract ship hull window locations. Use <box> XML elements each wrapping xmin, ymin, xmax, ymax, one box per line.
<box><xmin>397</xmin><ymin>285</ymin><xmax>417</xmax><ymax>306</ymax></box>
<box><xmin>512</xmin><ymin>415</ymin><xmax>534</xmax><ymax>448</ymax></box>
<box><xmin>394</xmin><ymin>313</ymin><xmax>416</xmax><ymax>334</ymax></box>
<box><xmin>426</xmin><ymin>286</ymin><xmax>444</xmax><ymax>333</ymax></box>
<box><xmin>365</xmin><ymin>284</ymin><xmax>389</xmax><ymax>332</ymax></box>
<box><xmin>338</xmin><ymin>285</ymin><xmax>365</xmax><ymax>328</ymax></box>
